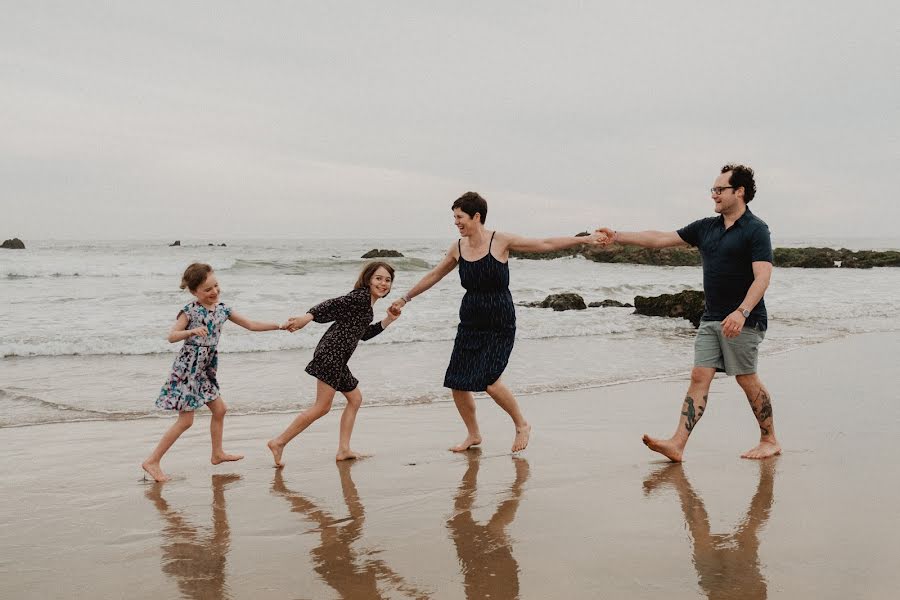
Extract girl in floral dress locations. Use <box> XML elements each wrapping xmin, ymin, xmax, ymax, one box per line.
<box><xmin>142</xmin><ymin>263</ymin><xmax>284</xmax><ymax>482</ymax></box>
<box><xmin>267</xmin><ymin>262</ymin><xmax>400</xmax><ymax>466</ymax></box>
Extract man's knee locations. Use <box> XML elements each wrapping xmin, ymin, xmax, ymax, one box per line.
<box><xmin>735</xmin><ymin>373</ymin><xmax>761</xmax><ymax>391</ymax></box>
<box><xmin>690</xmin><ymin>367</ymin><xmax>715</xmax><ymax>386</ymax></box>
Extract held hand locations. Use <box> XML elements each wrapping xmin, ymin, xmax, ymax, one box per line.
<box><xmin>283</xmin><ymin>316</ymin><xmax>308</xmax><ymax>333</ymax></box>
<box><xmin>596</xmin><ymin>227</ymin><xmax>616</xmax><ymax>246</ymax></box>
<box><xmin>390</xmin><ymin>298</ymin><xmax>406</xmax><ymax>314</ymax></box>
<box><xmin>386</xmin><ymin>305</ymin><xmax>402</xmax><ymax>321</ymax></box>
<box><xmin>722</xmin><ymin>311</ymin><xmax>746</xmax><ymax>338</ymax></box>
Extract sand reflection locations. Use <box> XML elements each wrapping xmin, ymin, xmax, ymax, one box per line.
<box><xmin>271</xmin><ymin>462</ymin><xmax>429</xmax><ymax>599</ymax></box>
<box><xmin>643</xmin><ymin>460</ymin><xmax>776</xmax><ymax>599</ymax></box>
<box><xmin>145</xmin><ymin>473</ymin><xmax>240</xmax><ymax>600</ymax></box>
<box><xmin>447</xmin><ymin>450</ymin><xmax>530</xmax><ymax>600</ymax></box>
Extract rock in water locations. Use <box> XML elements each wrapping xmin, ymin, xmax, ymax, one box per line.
<box><xmin>526</xmin><ymin>293</ymin><xmax>587</xmax><ymax>311</ymax></box>
<box><xmin>634</xmin><ymin>290</ymin><xmax>705</xmax><ymax>327</ymax></box>
<box><xmin>1</xmin><ymin>238</ymin><xmax>25</xmax><ymax>249</ymax></box>
<box><xmin>362</xmin><ymin>249</ymin><xmax>404</xmax><ymax>258</ymax></box>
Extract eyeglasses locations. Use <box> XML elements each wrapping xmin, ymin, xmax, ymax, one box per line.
<box><xmin>710</xmin><ymin>186</ymin><xmax>734</xmax><ymax>195</ymax></box>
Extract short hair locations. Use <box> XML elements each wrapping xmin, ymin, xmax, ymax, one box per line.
<box><xmin>451</xmin><ymin>191</ymin><xmax>488</xmax><ymax>224</ymax></box>
<box><xmin>180</xmin><ymin>263</ymin><xmax>213</xmax><ymax>291</ymax></box>
<box><xmin>355</xmin><ymin>261</ymin><xmax>395</xmax><ymax>290</ymax></box>
<box><xmin>721</xmin><ymin>163</ymin><xmax>757</xmax><ymax>203</ymax></box>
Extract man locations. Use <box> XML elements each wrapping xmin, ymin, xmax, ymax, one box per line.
<box><xmin>599</xmin><ymin>164</ymin><xmax>780</xmax><ymax>461</ymax></box>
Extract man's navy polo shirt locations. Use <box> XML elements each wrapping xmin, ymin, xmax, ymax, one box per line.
<box><xmin>677</xmin><ymin>209</ymin><xmax>773</xmax><ymax>330</ymax></box>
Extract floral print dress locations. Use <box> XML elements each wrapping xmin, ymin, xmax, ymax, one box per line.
<box><xmin>156</xmin><ymin>301</ymin><xmax>232</xmax><ymax>411</ymax></box>
<box><xmin>305</xmin><ymin>288</ymin><xmax>385</xmax><ymax>393</ymax></box>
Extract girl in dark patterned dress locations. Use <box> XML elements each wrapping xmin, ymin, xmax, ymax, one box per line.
<box><xmin>392</xmin><ymin>192</ymin><xmax>603</xmax><ymax>453</ymax></box>
<box><xmin>142</xmin><ymin>263</ymin><xmax>284</xmax><ymax>482</ymax></box>
<box><xmin>267</xmin><ymin>262</ymin><xmax>400</xmax><ymax>465</ymax></box>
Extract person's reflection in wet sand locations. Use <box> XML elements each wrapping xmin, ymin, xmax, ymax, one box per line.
<box><xmin>447</xmin><ymin>449</ymin><xmax>530</xmax><ymax>600</ymax></box>
<box><xmin>271</xmin><ymin>461</ymin><xmax>429</xmax><ymax>599</ymax></box>
<box><xmin>643</xmin><ymin>460</ymin><xmax>776</xmax><ymax>599</ymax></box>
<box><xmin>144</xmin><ymin>473</ymin><xmax>241</xmax><ymax>600</ymax></box>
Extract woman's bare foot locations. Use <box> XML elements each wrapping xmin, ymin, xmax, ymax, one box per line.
<box><xmin>450</xmin><ymin>434</ymin><xmax>482</xmax><ymax>452</ymax></box>
<box><xmin>141</xmin><ymin>460</ymin><xmax>168</xmax><ymax>482</ymax></box>
<box><xmin>267</xmin><ymin>440</ymin><xmax>285</xmax><ymax>468</ymax></box>
<box><xmin>335</xmin><ymin>449</ymin><xmax>370</xmax><ymax>461</ymax></box>
<box><xmin>642</xmin><ymin>434</ymin><xmax>685</xmax><ymax>462</ymax></box>
<box><xmin>741</xmin><ymin>439</ymin><xmax>782</xmax><ymax>459</ymax></box>
<box><xmin>511</xmin><ymin>424</ymin><xmax>531</xmax><ymax>452</ymax></box>
<box><xmin>211</xmin><ymin>452</ymin><xmax>244</xmax><ymax>465</ymax></box>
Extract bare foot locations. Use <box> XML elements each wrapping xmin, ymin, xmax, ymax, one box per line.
<box><xmin>267</xmin><ymin>439</ymin><xmax>285</xmax><ymax>468</ymax></box>
<box><xmin>511</xmin><ymin>424</ymin><xmax>531</xmax><ymax>453</ymax></box>
<box><xmin>450</xmin><ymin>434</ymin><xmax>483</xmax><ymax>452</ymax></box>
<box><xmin>741</xmin><ymin>440</ymin><xmax>782</xmax><ymax>459</ymax></box>
<box><xmin>141</xmin><ymin>460</ymin><xmax>168</xmax><ymax>483</ymax></box>
<box><xmin>211</xmin><ymin>452</ymin><xmax>244</xmax><ymax>465</ymax></box>
<box><xmin>335</xmin><ymin>449</ymin><xmax>371</xmax><ymax>461</ymax></box>
<box><xmin>642</xmin><ymin>434</ymin><xmax>684</xmax><ymax>462</ymax></box>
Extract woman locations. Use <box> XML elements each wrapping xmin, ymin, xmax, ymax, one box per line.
<box><xmin>392</xmin><ymin>192</ymin><xmax>602</xmax><ymax>452</ymax></box>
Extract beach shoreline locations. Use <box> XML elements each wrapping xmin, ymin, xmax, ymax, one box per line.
<box><xmin>2</xmin><ymin>331</ymin><xmax>899</xmax><ymax>598</ymax></box>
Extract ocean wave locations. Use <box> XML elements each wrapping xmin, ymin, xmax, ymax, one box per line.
<box><xmin>224</xmin><ymin>256</ymin><xmax>432</xmax><ymax>275</ymax></box>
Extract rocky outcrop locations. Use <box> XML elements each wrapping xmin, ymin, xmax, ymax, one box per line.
<box><xmin>524</xmin><ymin>293</ymin><xmax>587</xmax><ymax>311</ymax></box>
<box><xmin>362</xmin><ymin>249</ymin><xmax>404</xmax><ymax>258</ymax></box>
<box><xmin>634</xmin><ymin>290</ymin><xmax>705</xmax><ymax>327</ymax></box>
<box><xmin>511</xmin><ymin>235</ymin><xmax>899</xmax><ymax>268</ymax></box>
<box><xmin>1</xmin><ymin>238</ymin><xmax>25</xmax><ymax>249</ymax></box>
<box><xmin>169</xmin><ymin>240</ymin><xmax>181</xmax><ymax>247</ymax></box>
<box><xmin>588</xmin><ymin>299</ymin><xmax>633</xmax><ymax>308</ymax></box>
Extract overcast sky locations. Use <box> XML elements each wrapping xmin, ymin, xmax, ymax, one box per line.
<box><xmin>2</xmin><ymin>2</ymin><xmax>897</xmax><ymax>240</ymax></box>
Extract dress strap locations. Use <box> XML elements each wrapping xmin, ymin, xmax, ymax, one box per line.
<box><xmin>458</xmin><ymin>238</ymin><xmax>462</xmax><ymax>259</ymax></box>
<box><xmin>488</xmin><ymin>231</ymin><xmax>495</xmax><ymax>252</ymax></box>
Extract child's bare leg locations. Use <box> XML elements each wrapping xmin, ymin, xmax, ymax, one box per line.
<box><xmin>208</xmin><ymin>397</ymin><xmax>243</xmax><ymax>465</ymax></box>
<box><xmin>267</xmin><ymin>379</ymin><xmax>336</xmax><ymax>467</ymax></box>
<box><xmin>336</xmin><ymin>387</ymin><xmax>368</xmax><ymax>461</ymax></box>
<box><xmin>142</xmin><ymin>410</ymin><xmax>195</xmax><ymax>482</ymax></box>
<box><xmin>642</xmin><ymin>367</ymin><xmax>715</xmax><ymax>462</ymax></box>
<box><xmin>485</xmin><ymin>379</ymin><xmax>531</xmax><ymax>452</ymax></box>
<box><xmin>450</xmin><ymin>389</ymin><xmax>483</xmax><ymax>452</ymax></box>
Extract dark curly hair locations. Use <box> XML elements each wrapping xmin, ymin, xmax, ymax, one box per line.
<box><xmin>721</xmin><ymin>163</ymin><xmax>757</xmax><ymax>203</ymax></box>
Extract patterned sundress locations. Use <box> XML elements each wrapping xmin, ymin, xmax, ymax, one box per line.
<box><xmin>156</xmin><ymin>301</ymin><xmax>232</xmax><ymax>411</ymax></box>
<box><xmin>444</xmin><ymin>233</ymin><xmax>516</xmax><ymax>391</ymax></box>
<box><xmin>304</xmin><ymin>288</ymin><xmax>385</xmax><ymax>393</ymax></box>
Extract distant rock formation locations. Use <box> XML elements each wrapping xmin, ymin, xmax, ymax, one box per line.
<box><xmin>169</xmin><ymin>240</ymin><xmax>181</xmax><ymax>247</ymax></box>
<box><xmin>512</xmin><ymin>237</ymin><xmax>900</xmax><ymax>269</ymax></box>
<box><xmin>634</xmin><ymin>290</ymin><xmax>705</xmax><ymax>327</ymax></box>
<box><xmin>588</xmin><ymin>299</ymin><xmax>633</xmax><ymax>308</ymax></box>
<box><xmin>362</xmin><ymin>249</ymin><xmax>404</xmax><ymax>258</ymax></box>
<box><xmin>524</xmin><ymin>293</ymin><xmax>587</xmax><ymax>311</ymax></box>
<box><xmin>1</xmin><ymin>238</ymin><xmax>25</xmax><ymax>249</ymax></box>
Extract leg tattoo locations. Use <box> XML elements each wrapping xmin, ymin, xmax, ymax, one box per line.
<box><xmin>754</xmin><ymin>391</ymin><xmax>773</xmax><ymax>435</ymax></box>
<box><xmin>682</xmin><ymin>395</ymin><xmax>707</xmax><ymax>432</ymax></box>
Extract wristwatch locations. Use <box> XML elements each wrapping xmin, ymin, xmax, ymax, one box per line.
<box><xmin>739</xmin><ymin>307</ymin><xmax>751</xmax><ymax>318</ymax></box>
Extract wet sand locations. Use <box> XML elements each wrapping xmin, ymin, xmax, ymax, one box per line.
<box><xmin>1</xmin><ymin>332</ymin><xmax>898</xmax><ymax>599</ymax></box>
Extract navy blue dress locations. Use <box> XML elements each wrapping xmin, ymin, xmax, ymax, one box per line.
<box><xmin>444</xmin><ymin>233</ymin><xmax>516</xmax><ymax>391</ymax></box>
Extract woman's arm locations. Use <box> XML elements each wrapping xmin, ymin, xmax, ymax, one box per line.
<box><xmin>167</xmin><ymin>312</ymin><xmax>207</xmax><ymax>343</ymax></box>
<box><xmin>501</xmin><ymin>231</ymin><xmax>602</xmax><ymax>254</ymax></box>
<box><xmin>390</xmin><ymin>243</ymin><xmax>458</xmax><ymax>312</ymax></box>
<box><xmin>227</xmin><ymin>311</ymin><xmax>283</xmax><ymax>332</ymax></box>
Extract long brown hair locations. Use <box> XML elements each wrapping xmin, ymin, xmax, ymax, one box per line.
<box><xmin>355</xmin><ymin>261</ymin><xmax>395</xmax><ymax>290</ymax></box>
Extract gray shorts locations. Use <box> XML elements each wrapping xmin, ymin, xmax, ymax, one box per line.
<box><xmin>694</xmin><ymin>320</ymin><xmax>766</xmax><ymax>376</ymax></box>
